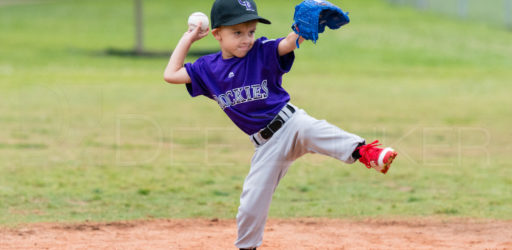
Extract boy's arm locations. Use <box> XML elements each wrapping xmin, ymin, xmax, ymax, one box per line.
<box><xmin>164</xmin><ymin>24</ymin><xmax>209</xmax><ymax>84</ymax></box>
<box><xmin>277</xmin><ymin>32</ymin><xmax>305</xmax><ymax>56</ymax></box>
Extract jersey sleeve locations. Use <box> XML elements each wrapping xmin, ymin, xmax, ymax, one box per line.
<box><xmin>260</xmin><ymin>37</ymin><xmax>295</xmax><ymax>74</ymax></box>
<box><xmin>184</xmin><ymin>58</ymin><xmax>212</xmax><ymax>98</ymax></box>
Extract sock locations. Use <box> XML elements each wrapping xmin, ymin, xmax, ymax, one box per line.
<box><xmin>352</xmin><ymin>142</ymin><xmax>365</xmax><ymax>160</ymax></box>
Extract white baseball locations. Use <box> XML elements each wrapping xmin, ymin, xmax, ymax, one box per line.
<box><xmin>188</xmin><ymin>12</ymin><xmax>209</xmax><ymax>31</ymax></box>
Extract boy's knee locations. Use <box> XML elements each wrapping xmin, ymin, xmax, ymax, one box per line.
<box><xmin>237</xmin><ymin>206</ymin><xmax>261</xmax><ymax>221</ymax></box>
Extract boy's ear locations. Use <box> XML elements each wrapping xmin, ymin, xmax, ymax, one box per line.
<box><xmin>212</xmin><ymin>28</ymin><xmax>221</xmax><ymax>41</ymax></box>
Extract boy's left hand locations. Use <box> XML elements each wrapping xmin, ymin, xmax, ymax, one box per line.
<box><xmin>278</xmin><ymin>32</ymin><xmax>304</xmax><ymax>56</ymax></box>
<box><xmin>292</xmin><ymin>0</ymin><xmax>350</xmax><ymax>46</ymax></box>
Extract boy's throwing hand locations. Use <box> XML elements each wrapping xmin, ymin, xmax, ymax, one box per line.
<box><xmin>184</xmin><ymin>21</ymin><xmax>210</xmax><ymax>43</ymax></box>
<box><xmin>163</xmin><ymin>22</ymin><xmax>209</xmax><ymax>84</ymax></box>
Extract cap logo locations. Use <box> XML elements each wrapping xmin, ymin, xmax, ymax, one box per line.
<box><xmin>238</xmin><ymin>0</ymin><xmax>255</xmax><ymax>11</ymax></box>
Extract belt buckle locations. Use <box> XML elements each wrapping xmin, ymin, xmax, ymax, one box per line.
<box><xmin>268</xmin><ymin>118</ymin><xmax>283</xmax><ymax>132</ymax></box>
<box><xmin>260</xmin><ymin>128</ymin><xmax>273</xmax><ymax>139</ymax></box>
<box><xmin>260</xmin><ymin>117</ymin><xmax>284</xmax><ymax>140</ymax></box>
<box><xmin>257</xmin><ymin>104</ymin><xmax>295</xmax><ymax>141</ymax></box>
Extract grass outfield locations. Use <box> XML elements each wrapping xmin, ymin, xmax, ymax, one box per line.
<box><xmin>0</xmin><ymin>0</ymin><xmax>511</xmax><ymax>225</ymax></box>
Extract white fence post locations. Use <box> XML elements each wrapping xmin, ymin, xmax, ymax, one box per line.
<box><xmin>134</xmin><ymin>0</ymin><xmax>144</xmax><ymax>54</ymax></box>
<box><xmin>506</xmin><ymin>0</ymin><xmax>512</xmax><ymax>29</ymax></box>
<box><xmin>458</xmin><ymin>0</ymin><xmax>468</xmax><ymax>18</ymax></box>
<box><xmin>417</xmin><ymin>0</ymin><xmax>428</xmax><ymax>10</ymax></box>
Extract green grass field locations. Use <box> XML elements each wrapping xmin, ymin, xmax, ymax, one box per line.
<box><xmin>1</xmin><ymin>0</ymin><xmax>511</xmax><ymax>225</ymax></box>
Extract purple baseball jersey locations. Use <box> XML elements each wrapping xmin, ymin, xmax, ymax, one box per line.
<box><xmin>184</xmin><ymin>37</ymin><xmax>295</xmax><ymax>135</ymax></box>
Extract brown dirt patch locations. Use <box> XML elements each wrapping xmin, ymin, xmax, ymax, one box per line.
<box><xmin>1</xmin><ymin>218</ymin><xmax>511</xmax><ymax>249</ymax></box>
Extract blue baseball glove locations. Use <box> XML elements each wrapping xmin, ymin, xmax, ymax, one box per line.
<box><xmin>292</xmin><ymin>0</ymin><xmax>350</xmax><ymax>48</ymax></box>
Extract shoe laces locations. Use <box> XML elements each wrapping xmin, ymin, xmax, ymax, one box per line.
<box><xmin>356</xmin><ymin>140</ymin><xmax>381</xmax><ymax>169</ymax></box>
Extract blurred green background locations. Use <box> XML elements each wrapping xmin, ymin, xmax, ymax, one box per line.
<box><xmin>0</xmin><ymin>0</ymin><xmax>511</xmax><ymax>225</ymax></box>
<box><xmin>388</xmin><ymin>0</ymin><xmax>512</xmax><ymax>29</ymax></box>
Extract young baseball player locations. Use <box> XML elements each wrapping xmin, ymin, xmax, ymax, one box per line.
<box><xmin>164</xmin><ymin>0</ymin><xmax>397</xmax><ymax>249</ymax></box>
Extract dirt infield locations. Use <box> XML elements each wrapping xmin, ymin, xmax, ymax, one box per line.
<box><xmin>1</xmin><ymin>218</ymin><xmax>511</xmax><ymax>249</ymax></box>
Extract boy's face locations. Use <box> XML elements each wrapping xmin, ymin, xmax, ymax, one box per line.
<box><xmin>213</xmin><ymin>21</ymin><xmax>258</xmax><ymax>59</ymax></box>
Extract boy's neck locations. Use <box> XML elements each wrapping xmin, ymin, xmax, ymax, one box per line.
<box><xmin>221</xmin><ymin>48</ymin><xmax>236</xmax><ymax>60</ymax></box>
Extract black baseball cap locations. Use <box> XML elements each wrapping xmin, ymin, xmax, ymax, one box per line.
<box><xmin>210</xmin><ymin>0</ymin><xmax>271</xmax><ymax>29</ymax></box>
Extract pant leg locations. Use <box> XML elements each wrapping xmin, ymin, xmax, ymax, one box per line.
<box><xmin>235</xmin><ymin>109</ymin><xmax>364</xmax><ymax>248</ymax></box>
<box><xmin>235</xmin><ymin>113</ymin><xmax>304</xmax><ymax>249</ymax></box>
<box><xmin>235</xmin><ymin>149</ymin><xmax>292</xmax><ymax>248</ymax></box>
<box><xmin>298</xmin><ymin>110</ymin><xmax>365</xmax><ymax>163</ymax></box>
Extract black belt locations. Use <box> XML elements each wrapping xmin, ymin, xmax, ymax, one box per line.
<box><xmin>252</xmin><ymin>104</ymin><xmax>296</xmax><ymax>145</ymax></box>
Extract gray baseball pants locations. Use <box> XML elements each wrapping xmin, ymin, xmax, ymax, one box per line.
<box><xmin>235</xmin><ymin>104</ymin><xmax>365</xmax><ymax>248</ymax></box>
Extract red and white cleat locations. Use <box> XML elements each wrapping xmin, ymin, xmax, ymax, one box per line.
<box><xmin>356</xmin><ymin>140</ymin><xmax>397</xmax><ymax>174</ymax></box>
